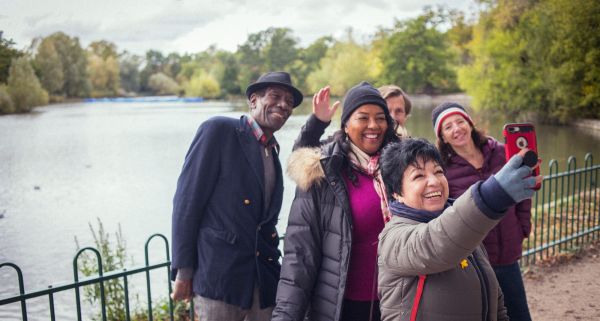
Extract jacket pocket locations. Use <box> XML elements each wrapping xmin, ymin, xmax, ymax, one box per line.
<box><xmin>199</xmin><ymin>227</ymin><xmax>237</xmax><ymax>244</ymax></box>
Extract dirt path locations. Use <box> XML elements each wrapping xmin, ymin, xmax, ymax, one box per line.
<box><xmin>524</xmin><ymin>244</ymin><xmax>600</xmax><ymax>320</ymax></box>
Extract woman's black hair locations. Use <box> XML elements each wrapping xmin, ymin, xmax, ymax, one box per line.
<box><xmin>437</xmin><ymin>126</ymin><xmax>487</xmax><ymax>165</ymax></box>
<box><xmin>380</xmin><ymin>138</ymin><xmax>444</xmax><ymax>201</ymax></box>
<box><xmin>331</xmin><ymin>108</ymin><xmax>399</xmax><ymax>186</ymax></box>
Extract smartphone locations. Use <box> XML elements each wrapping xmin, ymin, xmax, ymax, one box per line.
<box><xmin>503</xmin><ymin>123</ymin><xmax>541</xmax><ymax>190</ymax></box>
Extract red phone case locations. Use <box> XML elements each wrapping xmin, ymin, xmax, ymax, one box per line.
<box><xmin>503</xmin><ymin>123</ymin><xmax>541</xmax><ymax>190</ymax></box>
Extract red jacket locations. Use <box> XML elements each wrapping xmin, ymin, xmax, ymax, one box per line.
<box><xmin>444</xmin><ymin>138</ymin><xmax>532</xmax><ymax>266</ymax></box>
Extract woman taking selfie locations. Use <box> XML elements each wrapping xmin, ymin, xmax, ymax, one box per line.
<box><xmin>377</xmin><ymin>138</ymin><xmax>540</xmax><ymax>321</ymax></box>
<box><xmin>272</xmin><ymin>82</ymin><xmax>398</xmax><ymax>321</ymax></box>
<box><xmin>431</xmin><ymin>102</ymin><xmax>533</xmax><ymax>321</ymax></box>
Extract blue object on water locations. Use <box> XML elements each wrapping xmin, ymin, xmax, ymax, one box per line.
<box><xmin>83</xmin><ymin>96</ymin><xmax>204</xmax><ymax>103</ymax></box>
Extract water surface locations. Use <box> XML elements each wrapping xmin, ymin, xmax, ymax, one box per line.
<box><xmin>1</xmin><ymin>98</ymin><xmax>598</xmax><ymax>320</ymax></box>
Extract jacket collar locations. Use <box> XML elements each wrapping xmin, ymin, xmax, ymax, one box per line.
<box><xmin>449</xmin><ymin>137</ymin><xmax>496</xmax><ymax>169</ymax></box>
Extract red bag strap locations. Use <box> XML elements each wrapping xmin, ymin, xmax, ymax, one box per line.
<box><xmin>410</xmin><ymin>275</ymin><xmax>427</xmax><ymax>321</ymax></box>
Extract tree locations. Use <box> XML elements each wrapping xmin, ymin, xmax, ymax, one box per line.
<box><xmin>236</xmin><ymin>27</ymin><xmax>300</xmax><ymax>93</ymax></box>
<box><xmin>33</xmin><ymin>32</ymin><xmax>90</xmax><ymax>97</ymax></box>
<box><xmin>379</xmin><ymin>8</ymin><xmax>457</xmax><ymax>94</ymax></box>
<box><xmin>216</xmin><ymin>51</ymin><xmax>240</xmax><ymax>95</ymax></box>
<box><xmin>87</xmin><ymin>41</ymin><xmax>120</xmax><ymax>97</ymax></box>
<box><xmin>289</xmin><ymin>36</ymin><xmax>334</xmax><ymax>93</ymax></box>
<box><xmin>34</xmin><ymin>38</ymin><xmax>64</xmax><ymax>95</ymax></box>
<box><xmin>119</xmin><ymin>52</ymin><xmax>142</xmax><ymax>93</ymax></box>
<box><xmin>184</xmin><ymin>72</ymin><xmax>221</xmax><ymax>98</ymax></box>
<box><xmin>263</xmin><ymin>28</ymin><xmax>298</xmax><ymax>71</ymax></box>
<box><xmin>0</xmin><ymin>34</ymin><xmax>23</xmax><ymax>84</ymax></box>
<box><xmin>139</xmin><ymin>50</ymin><xmax>166</xmax><ymax>92</ymax></box>
<box><xmin>163</xmin><ymin>52</ymin><xmax>183</xmax><ymax>79</ymax></box>
<box><xmin>236</xmin><ymin>30</ymin><xmax>269</xmax><ymax>94</ymax></box>
<box><xmin>6</xmin><ymin>57</ymin><xmax>48</xmax><ymax>112</ymax></box>
<box><xmin>446</xmin><ymin>10</ymin><xmax>474</xmax><ymax>66</ymax></box>
<box><xmin>0</xmin><ymin>84</ymin><xmax>14</xmax><ymax>114</ymax></box>
<box><xmin>148</xmin><ymin>72</ymin><xmax>180</xmax><ymax>95</ymax></box>
<box><xmin>458</xmin><ymin>0</ymin><xmax>600</xmax><ymax>121</ymax></box>
<box><xmin>306</xmin><ymin>36</ymin><xmax>378</xmax><ymax>96</ymax></box>
<box><xmin>88</xmin><ymin>40</ymin><xmax>118</xmax><ymax>60</ymax></box>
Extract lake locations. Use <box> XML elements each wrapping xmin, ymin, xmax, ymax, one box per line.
<box><xmin>1</xmin><ymin>97</ymin><xmax>599</xmax><ymax>320</ymax></box>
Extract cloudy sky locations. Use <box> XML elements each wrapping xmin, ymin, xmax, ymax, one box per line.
<box><xmin>1</xmin><ymin>0</ymin><xmax>477</xmax><ymax>55</ymax></box>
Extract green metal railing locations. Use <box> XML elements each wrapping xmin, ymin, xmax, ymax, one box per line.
<box><xmin>0</xmin><ymin>233</ymin><xmax>188</xmax><ymax>321</ymax></box>
<box><xmin>1</xmin><ymin>154</ymin><xmax>599</xmax><ymax>319</ymax></box>
<box><xmin>522</xmin><ymin>153</ymin><xmax>600</xmax><ymax>266</ymax></box>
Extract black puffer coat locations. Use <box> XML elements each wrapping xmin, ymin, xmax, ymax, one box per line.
<box><xmin>272</xmin><ymin>141</ymin><xmax>354</xmax><ymax>321</ymax></box>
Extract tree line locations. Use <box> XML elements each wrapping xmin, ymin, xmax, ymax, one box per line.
<box><xmin>0</xmin><ymin>0</ymin><xmax>598</xmax><ymax>122</ymax></box>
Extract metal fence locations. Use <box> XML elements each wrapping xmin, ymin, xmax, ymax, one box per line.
<box><xmin>2</xmin><ymin>154</ymin><xmax>600</xmax><ymax>320</ymax></box>
<box><xmin>0</xmin><ymin>234</ymin><xmax>185</xmax><ymax>321</ymax></box>
<box><xmin>522</xmin><ymin>153</ymin><xmax>600</xmax><ymax>266</ymax></box>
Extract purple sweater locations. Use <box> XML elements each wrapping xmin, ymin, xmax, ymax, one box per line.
<box><xmin>444</xmin><ymin>138</ymin><xmax>532</xmax><ymax>266</ymax></box>
<box><xmin>343</xmin><ymin>171</ymin><xmax>384</xmax><ymax>301</ymax></box>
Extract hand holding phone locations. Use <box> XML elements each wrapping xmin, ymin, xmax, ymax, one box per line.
<box><xmin>503</xmin><ymin>123</ymin><xmax>541</xmax><ymax>190</ymax></box>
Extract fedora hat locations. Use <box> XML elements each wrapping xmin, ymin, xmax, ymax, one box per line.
<box><xmin>245</xmin><ymin>71</ymin><xmax>304</xmax><ymax>107</ymax></box>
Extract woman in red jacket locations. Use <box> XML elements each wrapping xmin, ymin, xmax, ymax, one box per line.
<box><xmin>431</xmin><ymin>102</ymin><xmax>533</xmax><ymax>321</ymax></box>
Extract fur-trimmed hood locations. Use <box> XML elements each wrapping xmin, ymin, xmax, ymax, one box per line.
<box><xmin>286</xmin><ymin>147</ymin><xmax>325</xmax><ymax>191</ymax></box>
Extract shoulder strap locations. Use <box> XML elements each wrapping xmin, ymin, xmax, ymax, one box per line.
<box><xmin>410</xmin><ymin>275</ymin><xmax>427</xmax><ymax>321</ymax></box>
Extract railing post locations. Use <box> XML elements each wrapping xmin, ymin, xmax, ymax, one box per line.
<box><xmin>576</xmin><ymin>156</ymin><xmax>584</xmax><ymax>248</ymax></box>
<box><xmin>123</xmin><ymin>268</ymin><xmax>131</xmax><ymax>321</ymax></box>
<box><xmin>0</xmin><ymin>262</ymin><xmax>28</xmax><ymax>321</ymax></box>
<box><xmin>567</xmin><ymin>156</ymin><xmax>577</xmax><ymax>250</ymax></box>
<box><xmin>584</xmin><ymin>154</ymin><xmax>593</xmax><ymax>244</ymax></box>
<box><xmin>48</xmin><ymin>285</ymin><xmax>56</xmax><ymax>321</ymax></box>
<box><xmin>144</xmin><ymin>233</ymin><xmax>172</xmax><ymax>321</ymax></box>
<box><xmin>73</xmin><ymin>247</ymin><xmax>107</xmax><ymax>321</ymax></box>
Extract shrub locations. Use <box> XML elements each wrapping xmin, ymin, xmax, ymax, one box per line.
<box><xmin>184</xmin><ymin>72</ymin><xmax>221</xmax><ymax>98</ymax></box>
<box><xmin>148</xmin><ymin>72</ymin><xmax>180</xmax><ymax>95</ymax></box>
<box><xmin>7</xmin><ymin>57</ymin><xmax>48</xmax><ymax>113</ymax></box>
<box><xmin>0</xmin><ymin>84</ymin><xmax>15</xmax><ymax>114</ymax></box>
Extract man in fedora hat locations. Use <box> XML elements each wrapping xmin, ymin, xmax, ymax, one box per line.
<box><xmin>171</xmin><ymin>71</ymin><xmax>303</xmax><ymax>320</ymax></box>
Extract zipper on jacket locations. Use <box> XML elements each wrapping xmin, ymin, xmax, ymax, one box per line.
<box><xmin>326</xmin><ymin>170</ymin><xmax>354</xmax><ymax>321</ymax></box>
<box><xmin>468</xmin><ymin>254</ymin><xmax>490</xmax><ymax>321</ymax></box>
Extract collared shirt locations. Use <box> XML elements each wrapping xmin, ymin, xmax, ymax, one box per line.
<box><xmin>247</xmin><ymin>115</ymin><xmax>277</xmax><ymax>216</ymax></box>
<box><xmin>246</xmin><ymin>116</ymin><xmax>280</xmax><ymax>155</ymax></box>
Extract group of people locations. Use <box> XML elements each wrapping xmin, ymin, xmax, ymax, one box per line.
<box><xmin>170</xmin><ymin>71</ymin><xmax>541</xmax><ymax>321</ymax></box>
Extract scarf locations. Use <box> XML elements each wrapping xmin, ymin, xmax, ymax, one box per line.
<box><xmin>388</xmin><ymin>200</ymin><xmax>454</xmax><ymax>223</ymax></box>
<box><xmin>347</xmin><ymin>142</ymin><xmax>392</xmax><ymax>223</ymax></box>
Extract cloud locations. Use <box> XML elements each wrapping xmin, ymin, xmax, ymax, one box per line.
<box><xmin>3</xmin><ymin>0</ymin><xmax>475</xmax><ymax>54</ymax></box>
<box><xmin>21</xmin><ymin>14</ymin><xmax>102</xmax><ymax>42</ymax></box>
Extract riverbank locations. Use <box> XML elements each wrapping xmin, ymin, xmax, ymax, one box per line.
<box><xmin>524</xmin><ymin>241</ymin><xmax>600</xmax><ymax>320</ymax></box>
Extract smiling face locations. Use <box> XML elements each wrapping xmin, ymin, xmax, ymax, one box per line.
<box><xmin>396</xmin><ymin>158</ymin><xmax>449</xmax><ymax>212</ymax></box>
<box><xmin>249</xmin><ymin>85</ymin><xmax>294</xmax><ymax>138</ymax></box>
<box><xmin>440</xmin><ymin>114</ymin><xmax>473</xmax><ymax>149</ymax></box>
<box><xmin>344</xmin><ymin>104</ymin><xmax>389</xmax><ymax>155</ymax></box>
<box><xmin>386</xmin><ymin>95</ymin><xmax>407</xmax><ymax>126</ymax></box>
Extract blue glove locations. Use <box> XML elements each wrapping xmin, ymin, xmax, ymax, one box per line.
<box><xmin>494</xmin><ymin>154</ymin><xmax>537</xmax><ymax>203</ymax></box>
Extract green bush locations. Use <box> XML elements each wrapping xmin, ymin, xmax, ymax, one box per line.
<box><xmin>7</xmin><ymin>57</ymin><xmax>48</xmax><ymax>113</ymax></box>
<box><xmin>75</xmin><ymin>219</ymin><xmax>191</xmax><ymax>321</ymax></box>
<box><xmin>184</xmin><ymin>72</ymin><xmax>221</xmax><ymax>98</ymax></box>
<box><xmin>75</xmin><ymin>219</ymin><xmax>131</xmax><ymax>321</ymax></box>
<box><xmin>0</xmin><ymin>84</ymin><xmax>15</xmax><ymax>114</ymax></box>
<box><xmin>148</xmin><ymin>72</ymin><xmax>180</xmax><ymax>95</ymax></box>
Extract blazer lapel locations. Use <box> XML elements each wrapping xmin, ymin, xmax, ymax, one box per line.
<box><xmin>262</xmin><ymin>150</ymin><xmax>283</xmax><ymax>223</ymax></box>
<box><xmin>237</xmin><ymin>117</ymin><xmax>265</xmax><ymax>194</ymax></box>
